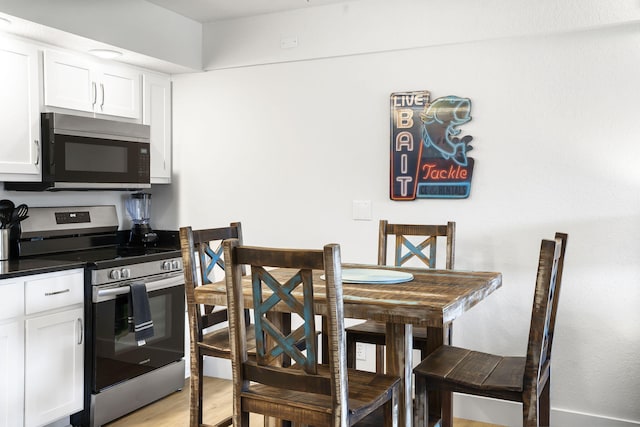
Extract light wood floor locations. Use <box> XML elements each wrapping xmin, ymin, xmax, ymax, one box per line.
<box><xmin>105</xmin><ymin>376</ymin><xmax>501</xmax><ymax>427</ymax></box>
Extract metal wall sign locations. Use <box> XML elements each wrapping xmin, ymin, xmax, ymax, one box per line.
<box><xmin>390</xmin><ymin>90</ymin><xmax>475</xmax><ymax>200</ymax></box>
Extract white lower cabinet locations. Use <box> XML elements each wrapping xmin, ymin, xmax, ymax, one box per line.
<box><xmin>0</xmin><ymin>268</ymin><xmax>84</xmax><ymax>427</ymax></box>
<box><xmin>25</xmin><ymin>308</ymin><xmax>84</xmax><ymax>427</ymax></box>
<box><xmin>0</xmin><ymin>278</ymin><xmax>24</xmax><ymax>427</ymax></box>
<box><xmin>0</xmin><ymin>320</ymin><xmax>24</xmax><ymax>427</ymax></box>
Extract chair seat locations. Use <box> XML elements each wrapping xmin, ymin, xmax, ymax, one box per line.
<box><xmin>413</xmin><ymin>345</ymin><xmax>525</xmax><ymax>395</ymax></box>
<box><xmin>346</xmin><ymin>320</ymin><xmax>428</xmax><ymax>344</ymax></box>
<box><xmin>199</xmin><ymin>324</ymin><xmax>258</xmax><ymax>357</ymax></box>
<box><xmin>242</xmin><ymin>365</ymin><xmax>400</xmax><ymax>425</ymax></box>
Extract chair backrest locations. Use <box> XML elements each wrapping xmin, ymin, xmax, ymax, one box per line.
<box><xmin>378</xmin><ymin>220</ymin><xmax>456</xmax><ymax>269</ymax></box>
<box><xmin>180</xmin><ymin>222</ymin><xmax>244</xmax><ymax>340</ymax></box>
<box><xmin>223</xmin><ymin>239</ymin><xmax>349</xmax><ymax>422</ymax></box>
<box><xmin>524</xmin><ymin>232</ymin><xmax>568</xmax><ymax>391</ymax></box>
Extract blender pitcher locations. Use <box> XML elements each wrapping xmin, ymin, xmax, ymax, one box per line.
<box><xmin>126</xmin><ymin>192</ymin><xmax>158</xmax><ymax>244</ymax></box>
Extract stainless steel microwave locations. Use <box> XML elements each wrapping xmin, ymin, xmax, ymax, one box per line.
<box><xmin>5</xmin><ymin>113</ymin><xmax>151</xmax><ymax>191</ymax></box>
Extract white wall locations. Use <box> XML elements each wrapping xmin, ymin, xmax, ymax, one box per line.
<box><xmin>203</xmin><ymin>0</ymin><xmax>640</xmax><ymax>70</ymax></box>
<box><xmin>160</xmin><ymin>2</ymin><xmax>640</xmax><ymax>426</ymax></box>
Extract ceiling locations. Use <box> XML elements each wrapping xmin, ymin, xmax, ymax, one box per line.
<box><xmin>0</xmin><ymin>0</ymin><xmax>361</xmax><ymax>73</ymax></box>
<box><xmin>145</xmin><ymin>0</ymin><xmax>356</xmax><ymax>23</ymax></box>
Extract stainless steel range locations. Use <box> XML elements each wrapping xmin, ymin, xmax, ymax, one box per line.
<box><xmin>17</xmin><ymin>205</ymin><xmax>185</xmax><ymax>427</ymax></box>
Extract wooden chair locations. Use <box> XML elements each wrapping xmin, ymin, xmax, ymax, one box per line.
<box><xmin>223</xmin><ymin>238</ymin><xmax>401</xmax><ymax>426</ymax></box>
<box><xmin>180</xmin><ymin>223</ymin><xmax>254</xmax><ymax>427</ymax></box>
<box><xmin>345</xmin><ymin>220</ymin><xmax>456</xmax><ymax>372</ymax></box>
<box><xmin>413</xmin><ymin>232</ymin><xmax>568</xmax><ymax>427</ymax></box>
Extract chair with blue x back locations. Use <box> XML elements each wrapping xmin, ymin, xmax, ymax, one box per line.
<box><xmin>345</xmin><ymin>220</ymin><xmax>456</xmax><ymax>372</ymax></box>
<box><xmin>222</xmin><ymin>239</ymin><xmax>401</xmax><ymax>426</ymax></box>
<box><xmin>180</xmin><ymin>222</ymin><xmax>253</xmax><ymax>427</ymax></box>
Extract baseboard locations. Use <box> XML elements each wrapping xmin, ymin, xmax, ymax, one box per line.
<box><xmin>552</xmin><ymin>408</ymin><xmax>640</xmax><ymax>427</ymax></box>
<box><xmin>203</xmin><ymin>356</ymin><xmax>232</xmax><ymax>380</ymax></box>
<box><xmin>454</xmin><ymin>395</ymin><xmax>640</xmax><ymax>427</ymax></box>
<box><xmin>43</xmin><ymin>417</ymin><xmax>71</xmax><ymax>427</ymax></box>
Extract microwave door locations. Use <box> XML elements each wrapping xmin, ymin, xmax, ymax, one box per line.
<box><xmin>52</xmin><ymin>134</ymin><xmax>150</xmax><ymax>187</ymax></box>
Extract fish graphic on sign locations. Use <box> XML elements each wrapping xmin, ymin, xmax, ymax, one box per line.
<box><xmin>420</xmin><ymin>96</ymin><xmax>473</xmax><ymax>166</ymax></box>
<box><xmin>390</xmin><ymin>91</ymin><xmax>475</xmax><ymax>200</ymax></box>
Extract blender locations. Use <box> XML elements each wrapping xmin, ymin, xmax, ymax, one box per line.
<box><xmin>125</xmin><ymin>192</ymin><xmax>158</xmax><ymax>245</ymax></box>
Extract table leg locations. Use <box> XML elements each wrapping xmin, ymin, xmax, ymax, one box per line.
<box><xmin>386</xmin><ymin>322</ymin><xmax>413</xmax><ymax>427</ymax></box>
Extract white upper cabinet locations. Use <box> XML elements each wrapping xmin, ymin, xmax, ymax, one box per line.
<box><xmin>1</xmin><ymin>36</ymin><xmax>173</xmax><ymax>183</ymax></box>
<box><xmin>0</xmin><ymin>36</ymin><xmax>41</xmax><ymax>181</ymax></box>
<box><xmin>43</xmin><ymin>50</ymin><xmax>93</xmax><ymax>113</ymax></box>
<box><xmin>44</xmin><ymin>49</ymin><xmax>141</xmax><ymax>119</ymax></box>
<box><xmin>143</xmin><ymin>72</ymin><xmax>172</xmax><ymax>184</ymax></box>
<box><xmin>99</xmin><ymin>65</ymin><xmax>142</xmax><ymax>118</ymax></box>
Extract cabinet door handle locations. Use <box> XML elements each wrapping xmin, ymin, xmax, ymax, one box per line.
<box><xmin>77</xmin><ymin>318</ymin><xmax>83</xmax><ymax>345</ymax></box>
<box><xmin>100</xmin><ymin>83</ymin><xmax>105</xmax><ymax>110</ymax></box>
<box><xmin>34</xmin><ymin>140</ymin><xmax>40</xmax><ymax>166</ymax></box>
<box><xmin>44</xmin><ymin>288</ymin><xmax>70</xmax><ymax>296</ymax></box>
<box><xmin>92</xmin><ymin>81</ymin><xmax>97</xmax><ymax>107</ymax></box>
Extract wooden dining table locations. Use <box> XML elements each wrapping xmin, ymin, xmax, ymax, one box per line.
<box><xmin>194</xmin><ymin>263</ymin><xmax>502</xmax><ymax>426</ymax></box>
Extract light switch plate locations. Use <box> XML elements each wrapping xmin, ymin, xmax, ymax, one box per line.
<box><xmin>352</xmin><ymin>200</ymin><xmax>372</xmax><ymax>221</ymax></box>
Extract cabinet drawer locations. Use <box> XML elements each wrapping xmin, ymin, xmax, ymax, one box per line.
<box><xmin>25</xmin><ymin>269</ymin><xmax>84</xmax><ymax>315</ymax></box>
<box><xmin>0</xmin><ymin>279</ymin><xmax>23</xmax><ymax>321</ymax></box>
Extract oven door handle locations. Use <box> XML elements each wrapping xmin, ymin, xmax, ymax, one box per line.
<box><xmin>94</xmin><ymin>275</ymin><xmax>183</xmax><ymax>302</ymax></box>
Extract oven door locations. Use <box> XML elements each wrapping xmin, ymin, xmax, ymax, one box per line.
<box><xmin>91</xmin><ymin>274</ymin><xmax>184</xmax><ymax>392</ymax></box>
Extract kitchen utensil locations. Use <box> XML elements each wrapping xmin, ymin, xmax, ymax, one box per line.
<box><xmin>0</xmin><ymin>199</ymin><xmax>15</xmax><ymax>229</ymax></box>
<box><xmin>11</xmin><ymin>204</ymin><xmax>28</xmax><ymax>220</ymax></box>
<box><xmin>9</xmin><ymin>204</ymin><xmax>29</xmax><ymax>228</ymax></box>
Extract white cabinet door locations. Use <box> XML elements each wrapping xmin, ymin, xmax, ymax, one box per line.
<box><xmin>0</xmin><ymin>320</ymin><xmax>24</xmax><ymax>427</ymax></box>
<box><xmin>43</xmin><ymin>49</ymin><xmax>95</xmax><ymax>113</ymax></box>
<box><xmin>44</xmin><ymin>49</ymin><xmax>141</xmax><ymax>119</ymax></box>
<box><xmin>98</xmin><ymin>65</ymin><xmax>141</xmax><ymax>119</ymax></box>
<box><xmin>143</xmin><ymin>72</ymin><xmax>172</xmax><ymax>183</ymax></box>
<box><xmin>24</xmin><ymin>307</ymin><xmax>84</xmax><ymax>427</ymax></box>
<box><xmin>0</xmin><ymin>37</ymin><xmax>41</xmax><ymax>180</ymax></box>
<box><xmin>0</xmin><ymin>278</ymin><xmax>24</xmax><ymax>427</ymax></box>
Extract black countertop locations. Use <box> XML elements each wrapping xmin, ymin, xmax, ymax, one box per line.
<box><xmin>0</xmin><ymin>230</ymin><xmax>181</xmax><ymax>280</ymax></box>
<box><xmin>0</xmin><ymin>258</ymin><xmax>86</xmax><ymax>280</ymax></box>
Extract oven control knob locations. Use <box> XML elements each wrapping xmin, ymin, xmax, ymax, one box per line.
<box><xmin>109</xmin><ymin>269</ymin><xmax>121</xmax><ymax>280</ymax></box>
<box><xmin>171</xmin><ymin>260</ymin><xmax>180</xmax><ymax>270</ymax></box>
<box><xmin>120</xmin><ymin>268</ymin><xmax>131</xmax><ymax>279</ymax></box>
<box><xmin>162</xmin><ymin>261</ymin><xmax>172</xmax><ymax>271</ymax></box>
